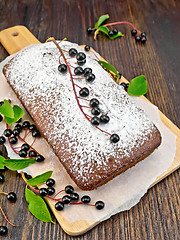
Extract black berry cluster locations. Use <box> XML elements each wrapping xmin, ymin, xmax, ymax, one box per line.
<box><xmin>120</xmin><ymin>82</ymin><xmax>129</xmax><ymax>91</ymax></box>
<box><xmin>131</xmin><ymin>29</ymin><xmax>147</xmax><ymax>44</ymax></box>
<box><xmin>0</xmin><ymin>120</ymin><xmax>44</xmax><ymax>162</ymax></box>
<box><xmin>39</xmin><ymin>178</ymin><xmax>56</xmax><ymax>197</ymax></box>
<box><xmin>54</xmin><ymin>185</ymin><xmax>105</xmax><ymax>211</ymax></box>
<box><xmin>108</xmin><ymin>28</ymin><xmax>118</xmax><ymax>37</ymax></box>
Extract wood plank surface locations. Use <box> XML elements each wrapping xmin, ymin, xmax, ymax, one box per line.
<box><xmin>0</xmin><ymin>0</ymin><xmax>179</xmax><ymax>239</ymax></box>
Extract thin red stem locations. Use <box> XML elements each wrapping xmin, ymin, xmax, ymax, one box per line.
<box><xmin>78</xmin><ymin>97</ymin><xmax>90</xmax><ymax>102</ymax></box>
<box><xmin>74</xmin><ymin>83</ymin><xmax>82</xmax><ymax>89</ymax></box>
<box><xmin>104</xmin><ymin>21</ymin><xmax>141</xmax><ymax>34</ymax></box>
<box><xmin>0</xmin><ymin>204</ymin><xmax>15</xmax><ymax>227</ymax></box>
<box><xmin>54</xmin><ymin>189</ymin><xmax>65</xmax><ymax>198</ymax></box>
<box><xmin>81</xmin><ymin>106</ymin><xmax>92</xmax><ymax>109</ymax></box>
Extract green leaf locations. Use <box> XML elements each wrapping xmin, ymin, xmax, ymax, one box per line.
<box><xmin>0</xmin><ymin>99</ymin><xmax>14</xmax><ymax>118</ymax></box>
<box><xmin>94</xmin><ymin>14</ymin><xmax>109</xmax><ymax>28</ymax></box>
<box><xmin>98</xmin><ymin>61</ymin><xmax>119</xmax><ymax>78</ymax></box>
<box><xmin>127</xmin><ymin>75</ymin><xmax>148</xmax><ymax>96</ymax></box>
<box><xmin>5</xmin><ymin>105</ymin><xmax>24</xmax><ymax>125</ymax></box>
<box><xmin>4</xmin><ymin>158</ymin><xmax>36</xmax><ymax>171</ymax></box>
<box><xmin>0</xmin><ymin>155</ymin><xmax>5</xmax><ymax>169</ymax></box>
<box><xmin>25</xmin><ymin>187</ymin><xmax>53</xmax><ymax>223</ymax></box>
<box><xmin>98</xmin><ymin>26</ymin><xmax>109</xmax><ymax>36</ymax></box>
<box><xmin>27</xmin><ymin>171</ymin><xmax>53</xmax><ymax>186</ymax></box>
<box><xmin>109</xmin><ymin>31</ymin><xmax>124</xmax><ymax>39</ymax></box>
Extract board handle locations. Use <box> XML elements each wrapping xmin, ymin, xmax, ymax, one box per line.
<box><xmin>0</xmin><ymin>25</ymin><xmax>40</xmax><ymax>55</ymax></box>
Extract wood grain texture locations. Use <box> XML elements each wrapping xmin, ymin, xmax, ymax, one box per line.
<box><xmin>0</xmin><ymin>0</ymin><xmax>179</xmax><ymax>239</ymax></box>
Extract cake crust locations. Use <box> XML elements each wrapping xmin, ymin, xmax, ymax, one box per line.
<box><xmin>3</xmin><ymin>41</ymin><xmax>161</xmax><ymax>190</ymax></box>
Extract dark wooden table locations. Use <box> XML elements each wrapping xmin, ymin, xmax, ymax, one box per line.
<box><xmin>0</xmin><ymin>0</ymin><xmax>179</xmax><ymax>239</ymax></box>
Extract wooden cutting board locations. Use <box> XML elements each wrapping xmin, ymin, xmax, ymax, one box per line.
<box><xmin>0</xmin><ymin>25</ymin><xmax>179</xmax><ymax>236</ymax></box>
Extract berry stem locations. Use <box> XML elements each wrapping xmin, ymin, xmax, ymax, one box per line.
<box><xmin>78</xmin><ymin>97</ymin><xmax>90</xmax><ymax>102</ymax></box>
<box><xmin>0</xmin><ymin>204</ymin><xmax>15</xmax><ymax>227</ymax></box>
<box><xmin>103</xmin><ymin>21</ymin><xmax>141</xmax><ymax>35</ymax></box>
<box><xmin>49</xmin><ymin>38</ymin><xmax>91</xmax><ymax>123</ymax></box>
<box><xmin>54</xmin><ymin>190</ymin><xmax>65</xmax><ymax>198</ymax></box>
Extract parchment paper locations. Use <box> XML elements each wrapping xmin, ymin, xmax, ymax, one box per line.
<box><xmin>0</xmin><ymin>53</ymin><xmax>176</xmax><ymax>223</ymax></box>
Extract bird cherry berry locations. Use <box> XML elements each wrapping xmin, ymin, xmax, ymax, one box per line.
<box><xmin>4</xmin><ymin>129</ymin><xmax>12</xmax><ymax>138</ymax></box>
<box><xmin>91</xmin><ymin>107</ymin><xmax>101</xmax><ymax>116</ymax></box>
<box><xmin>29</xmin><ymin>124</ymin><xmax>37</xmax><ymax>131</ymax></box>
<box><xmin>22</xmin><ymin>121</ymin><xmax>30</xmax><ymax>129</ymax></box>
<box><xmin>89</xmin><ymin>98</ymin><xmax>99</xmax><ymax>108</ymax></box>
<box><xmin>86</xmin><ymin>73</ymin><xmax>95</xmax><ymax>82</ymax></box>
<box><xmin>95</xmin><ymin>201</ymin><xmax>105</xmax><ymax>210</ymax></box>
<box><xmin>100</xmin><ymin>114</ymin><xmax>110</xmax><ymax>123</ymax></box>
<box><xmin>70</xmin><ymin>192</ymin><xmax>79</xmax><ymax>201</ymax></box>
<box><xmin>113</xmin><ymin>28</ymin><xmax>118</xmax><ymax>35</ymax></box>
<box><xmin>83</xmin><ymin>67</ymin><xmax>92</xmax><ymax>77</ymax></box>
<box><xmin>58</xmin><ymin>64</ymin><xmax>67</xmax><ymax>73</ymax></box>
<box><xmin>91</xmin><ymin>117</ymin><xmax>100</xmax><ymax>126</ymax></box>
<box><xmin>87</xmin><ymin>27</ymin><xmax>93</xmax><ymax>34</ymax></box>
<box><xmin>35</xmin><ymin>155</ymin><xmax>45</xmax><ymax>162</ymax></box>
<box><xmin>46</xmin><ymin>178</ymin><xmax>55</xmax><ymax>187</ymax></box>
<box><xmin>0</xmin><ymin>174</ymin><xmax>5</xmax><ymax>183</ymax></box>
<box><xmin>0</xmin><ymin>115</ymin><xmax>3</xmax><ymax>122</ymax></box>
<box><xmin>69</xmin><ymin>48</ymin><xmax>78</xmax><ymax>57</ymax></box>
<box><xmin>19</xmin><ymin>149</ymin><xmax>27</xmax><ymax>158</ymax></box>
<box><xmin>81</xmin><ymin>195</ymin><xmax>91</xmax><ymax>204</ymax></box>
<box><xmin>77</xmin><ymin>59</ymin><xmax>86</xmax><ymax>66</ymax></box>
<box><xmin>55</xmin><ymin>201</ymin><xmax>64</xmax><ymax>211</ymax></box>
<box><xmin>62</xmin><ymin>195</ymin><xmax>72</xmax><ymax>204</ymax></box>
<box><xmin>7</xmin><ymin>192</ymin><xmax>17</xmax><ymax>202</ymax></box>
<box><xmin>65</xmin><ymin>185</ymin><xmax>74</xmax><ymax>194</ymax></box>
<box><xmin>21</xmin><ymin>143</ymin><xmax>30</xmax><ymax>151</ymax></box>
<box><xmin>39</xmin><ymin>188</ymin><xmax>48</xmax><ymax>197</ymax></box>
<box><xmin>79</xmin><ymin>87</ymin><xmax>89</xmax><ymax>97</ymax></box>
<box><xmin>0</xmin><ymin>226</ymin><xmax>8</xmax><ymax>236</ymax></box>
<box><xmin>47</xmin><ymin>187</ymin><xmax>55</xmax><ymax>196</ymax></box>
<box><xmin>108</xmin><ymin>30</ymin><xmax>114</xmax><ymax>37</ymax></box>
<box><xmin>131</xmin><ymin>29</ymin><xmax>137</xmax><ymax>36</ymax></box>
<box><xmin>110</xmin><ymin>134</ymin><xmax>120</xmax><ymax>143</ymax></box>
<box><xmin>32</xmin><ymin>129</ymin><xmax>41</xmax><ymax>137</ymax></box>
<box><xmin>84</xmin><ymin>45</ymin><xmax>90</xmax><ymax>51</ymax></box>
<box><xmin>12</xmin><ymin>129</ymin><xmax>20</xmax><ymax>136</ymax></box>
<box><xmin>76</xmin><ymin>52</ymin><xmax>86</xmax><ymax>61</ymax></box>
<box><xmin>29</xmin><ymin>150</ymin><xmax>37</xmax><ymax>158</ymax></box>
<box><xmin>9</xmin><ymin>136</ymin><xmax>18</xmax><ymax>144</ymax></box>
<box><xmin>74</xmin><ymin>67</ymin><xmax>84</xmax><ymax>75</ymax></box>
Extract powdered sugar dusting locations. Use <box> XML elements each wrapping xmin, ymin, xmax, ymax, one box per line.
<box><xmin>4</xmin><ymin>41</ymin><xmax>156</xmax><ymax>188</ymax></box>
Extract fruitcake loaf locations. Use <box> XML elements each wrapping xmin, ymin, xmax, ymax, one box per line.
<box><xmin>3</xmin><ymin>40</ymin><xmax>161</xmax><ymax>190</ymax></box>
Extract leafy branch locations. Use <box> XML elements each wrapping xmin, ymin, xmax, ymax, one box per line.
<box><xmin>98</xmin><ymin>61</ymin><xmax>147</xmax><ymax>96</ymax></box>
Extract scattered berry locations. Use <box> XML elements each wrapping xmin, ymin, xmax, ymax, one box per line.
<box><xmin>100</xmin><ymin>114</ymin><xmax>110</xmax><ymax>123</ymax></box>
<box><xmin>91</xmin><ymin>116</ymin><xmax>100</xmax><ymax>126</ymax></box>
<box><xmin>55</xmin><ymin>201</ymin><xmax>64</xmax><ymax>211</ymax></box>
<box><xmin>29</xmin><ymin>124</ymin><xmax>37</xmax><ymax>131</ymax></box>
<box><xmin>131</xmin><ymin>29</ymin><xmax>137</xmax><ymax>36</ymax></box>
<box><xmin>58</xmin><ymin>64</ymin><xmax>67</xmax><ymax>73</ymax></box>
<box><xmin>74</xmin><ymin>67</ymin><xmax>84</xmax><ymax>75</ymax></box>
<box><xmin>35</xmin><ymin>155</ymin><xmax>45</xmax><ymax>162</ymax></box>
<box><xmin>91</xmin><ymin>107</ymin><xmax>101</xmax><ymax>116</ymax></box>
<box><xmin>83</xmin><ymin>67</ymin><xmax>92</xmax><ymax>77</ymax></box>
<box><xmin>70</xmin><ymin>192</ymin><xmax>79</xmax><ymax>201</ymax></box>
<box><xmin>47</xmin><ymin>187</ymin><xmax>55</xmax><ymax>196</ymax></box>
<box><xmin>76</xmin><ymin>52</ymin><xmax>86</xmax><ymax>61</ymax></box>
<box><xmin>65</xmin><ymin>185</ymin><xmax>74</xmax><ymax>194</ymax></box>
<box><xmin>21</xmin><ymin>143</ymin><xmax>30</xmax><ymax>151</ymax></box>
<box><xmin>86</xmin><ymin>73</ymin><xmax>95</xmax><ymax>82</ymax></box>
<box><xmin>14</xmin><ymin>124</ymin><xmax>22</xmax><ymax>131</ymax></box>
<box><xmin>108</xmin><ymin>30</ymin><xmax>114</xmax><ymax>37</ymax></box>
<box><xmin>0</xmin><ymin>114</ymin><xmax>3</xmax><ymax>122</ymax></box>
<box><xmin>141</xmin><ymin>37</ymin><xmax>147</xmax><ymax>44</ymax></box>
<box><xmin>135</xmin><ymin>36</ymin><xmax>141</xmax><ymax>42</ymax></box>
<box><xmin>39</xmin><ymin>188</ymin><xmax>48</xmax><ymax>197</ymax></box>
<box><xmin>110</xmin><ymin>134</ymin><xmax>120</xmax><ymax>143</ymax></box>
<box><xmin>84</xmin><ymin>45</ymin><xmax>90</xmax><ymax>51</ymax></box>
<box><xmin>29</xmin><ymin>150</ymin><xmax>37</xmax><ymax>158</ymax></box>
<box><xmin>69</xmin><ymin>48</ymin><xmax>78</xmax><ymax>57</ymax></box>
<box><xmin>19</xmin><ymin>149</ymin><xmax>27</xmax><ymax>158</ymax></box>
<box><xmin>113</xmin><ymin>28</ymin><xmax>118</xmax><ymax>35</ymax></box>
<box><xmin>46</xmin><ymin>178</ymin><xmax>55</xmax><ymax>187</ymax></box>
<box><xmin>87</xmin><ymin>27</ymin><xmax>93</xmax><ymax>34</ymax></box>
<box><xmin>0</xmin><ymin>174</ymin><xmax>4</xmax><ymax>183</ymax></box>
<box><xmin>0</xmin><ymin>226</ymin><xmax>8</xmax><ymax>236</ymax></box>
<box><xmin>7</xmin><ymin>192</ymin><xmax>17</xmax><ymax>202</ymax></box>
<box><xmin>81</xmin><ymin>195</ymin><xmax>91</xmax><ymax>204</ymax></box>
<box><xmin>0</xmin><ymin>101</ymin><xmax>4</xmax><ymax>107</ymax></box>
<box><xmin>32</xmin><ymin>129</ymin><xmax>41</xmax><ymax>137</ymax></box>
<box><xmin>12</xmin><ymin>129</ymin><xmax>20</xmax><ymax>136</ymax></box>
<box><xmin>4</xmin><ymin>129</ymin><xmax>12</xmax><ymax>138</ymax></box>
<box><xmin>62</xmin><ymin>195</ymin><xmax>72</xmax><ymax>204</ymax></box>
<box><xmin>141</xmin><ymin>32</ymin><xmax>146</xmax><ymax>38</ymax></box>
<box><xmin>0</xmin><ymin>136</ymin><xmax>6</xmax><ymax>145</ymax></box>
<box><xmin>89</xmin><ymin>98</ymin><xmax>99</xmax><ymax>108</ymax></box>
<box><xmin>95</xmin><ymin>201</ymin><xmax>105</xmax><ymax>210</ymax></box>
<box><xmin>77</xmin><ymin>59</ymin><xmax>86</xmax><ymax>66</ymax></box>
<box><xmin>22</xmin><ymin>121</ymin><xmax>30</xmax><ymax>129</ymax></box>
<box><xmin>79</xmin><ymin>87</ymin><xmax>89</xmax><ymax>97</ymax></box>
<box><xmin>9</xmin><ymin>136</ymin><xmax>18</xmax><ymax>144</ymax></box>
